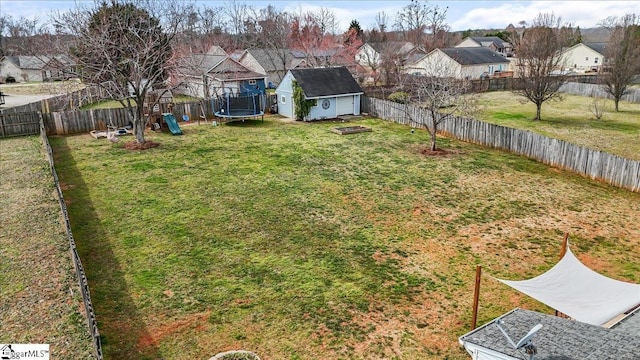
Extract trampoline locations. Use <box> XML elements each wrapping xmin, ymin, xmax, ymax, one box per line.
<box><xmin>214</xmin><ymin>92</ymin><xmax>265</xmax><ymax>121</ymax></box>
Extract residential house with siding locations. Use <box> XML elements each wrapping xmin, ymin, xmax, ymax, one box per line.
<box><xmin>235</xmin><ymin>48</ymin><xmax>307</xmax><ymax>87</ymax></box>
<box><xmin>404</xmin><ymin>47</ymin><xmax>512</xmax><ymax>79</ymax></box>
<box><xmin>0</xmin><ymin>55</ymin><xmax>77</xmax><ymax>82</ymax></box>
<box><xmin>176</xmin><ymin>54</ymin><xmax>267</xmax><ymax>99</ymax></box>
<box><xmin>559</xmin><ymin>42</ymin><xmax>607</xmax><ymax>73</ymax></box>
<box><xmin>355</xmin><ymin>41</ymin><xmax>417</xmax><ymax>69</ymax></box>
<box><xmin>456</xmin><ymin>36</ymin><xmax>514</xmax><ymax>57</ymax></box>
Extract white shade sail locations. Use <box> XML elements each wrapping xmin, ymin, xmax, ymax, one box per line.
<box><xmin>495</xmin><ymin>245</ymin><xmax>640</xmax><ymax>326</ymax></box>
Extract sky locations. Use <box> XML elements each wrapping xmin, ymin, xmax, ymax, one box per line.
<box><xmin>1</xmin><ymin>0</ymin><xmax>639</xmax><ymax>33</ymax></box>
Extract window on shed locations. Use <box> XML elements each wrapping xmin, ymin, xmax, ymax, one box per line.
<box><xmin>281</xmin><ymin>95</ymin><xmax>286</xmax><ymax>104</ymax></box>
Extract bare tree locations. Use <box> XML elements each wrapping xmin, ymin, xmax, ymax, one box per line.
<box><xmin>243</xmin><ymin>5</ymin><xmax>293</xmax><ymax>84</ymax></box>
<box><xmin>598</xmin><ymin>13</ymin><xmax>640</xmax><ymax>111</ymax></box>
<box><xmin>394</xmin><ymin>0</ymin><xmax>432</xmax><ymax>45</ymax></box>
<box><xmin>315</xmin><ymin>7</ymin><xmax>338</xmax><ymax>36</ymax></box>
<box><xmin>198</xmin><ymin>5</ymin><xmax>227</xmax><ymax>36</ymax></box>
<box><xmin>376</xmin><ymin>11</ymin><xmax>388</xmax><ymax>34</ymax></box>
<box><xmin>224</xmin><ymin>0</ymin><xmax>250</xmax><ymax>48</ymax></box>
<box><xmin>289</xmin><ymin>11</ymin><xmax>335</xmax><ymax>67</ymax></box>
<box><xmin>365</xmin><ymin>11</ymin><xmax>388</xmax><ymax>43</ymax></box>
<box><xmin>425</xmin><ymin>4</ymin><xmax>449</xmax><ymax>50</ymax></box>
<box><xmin>53</xmin><ymin>0</ymin><xmax>186</xmax><ymax>144</ymax></box>
<box><xmin>399</xmin><ymin>59</ymin><xmax>476</xmax><ymax>151</ymax></box>
<box><xmin>513</xmin><ymin>13</ymin><xmax>571</xmax><ymax>120</ymax></box>
<box><xmin>0</xmin><ymin>14</ymin><xmax>50</xmax><ymax>56</ymax></box>
<box><xmin>590</xmin><ymin>95</ymin><xmax>608</xmax><ymax>120</ymax></box>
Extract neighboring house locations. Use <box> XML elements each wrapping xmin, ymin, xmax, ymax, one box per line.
<box><xmin>275</xmin><ymin>66</ymin><xmax>363</xmax><ymax>121</ymax></box>
<box><xmin>456</xmin><ymin>36</ymin><xmax>514</xmax><ymax>57</ymax></box>
<box><xmin>355</xmin><ymin>41</ymin><xmax>416</xmax><ymax>69</ymax></box>
<box><xmin>405</xmin><ymin>47</ymin><xmax>511</xmax><ymax>79</ymax></box>
<box><xmin>236</xmin><ymin>48</ymin><xmax>307</xmax><ymax>87</ymax></box>
<box><xmin>205</xmin><ymin>45</ymin><xmax>228</xmax><ymax>56</ymax></box>
<box><xmin>559</xmin><ymin>42</ymin><xmax>607</xmax><ymax>73</ymax></box>
<box><xmin>176</xmin><ymin>54</ymin><xmax>267</xmax><ymax>98</ymax></box>
<box><xmin>459</xmin><ymin>308</ymin><xmax>640</xmax><ymax>360</ymax></box>
<box><xmin>0</xmin><ymin>56</ymin><xmax>23</xmax><ymax>81</ymax></box>
<box><xmin>42</xmin><ymin>54</ymin><xmax>78</xmax><ymax>81</ymax></box>
<box><xmin>0</xmin><ymin>55</ymin><xmax>77</xmax><ymax>82</ymax></box>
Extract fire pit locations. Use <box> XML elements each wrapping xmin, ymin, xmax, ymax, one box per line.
<box><xmin>331</xmin><ymin>126</ymin><xmax>372</xmax><ymax>135</ymax></box>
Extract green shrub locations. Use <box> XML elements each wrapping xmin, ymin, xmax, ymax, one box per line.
<box><xmin>293</xmin><ymin>80</ymin><xmax>316</xmax><ymax>120</ymax></box>
<box><xmin>388</xmin><ymin>91</ymin><xmax>409</xmax><ymax>104</ymax></box>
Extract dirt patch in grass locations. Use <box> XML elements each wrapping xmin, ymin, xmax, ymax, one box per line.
<box><xmin>418</xmin><ymin>146</ymin><xmax>450</xmax><ymax>156</ymax></box>
<box><xmin>123</xmin><ymin>140</ymin><xmax>161</xmax><ymax>150</ymax></box>
<box><xmin>137</xmin><ymin>311</ymin><xmax>211</xmax><ymax>350</ymax></box>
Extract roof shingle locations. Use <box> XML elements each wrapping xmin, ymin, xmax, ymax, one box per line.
<box><xmin>290</xmin><ymin>67</ymin><xmax>363</xmax><ymax>98</ymax></box>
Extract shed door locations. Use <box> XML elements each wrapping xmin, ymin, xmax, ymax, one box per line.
<box><xmin>336</xmin><ymin>96</ymin><xmax>354</xmax><ymax>116</ymax></box>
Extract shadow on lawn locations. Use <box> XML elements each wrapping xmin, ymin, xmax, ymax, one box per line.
<box><xmin>54</xmin><ymin>137</ymin><xmax>161</xmax><ymax>360</ymax></box>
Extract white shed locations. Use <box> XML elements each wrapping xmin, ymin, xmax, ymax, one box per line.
<box><xmin>275</xmin><ymin>67</ymin><xmax>363</xmax><ymax>121</ymax></box>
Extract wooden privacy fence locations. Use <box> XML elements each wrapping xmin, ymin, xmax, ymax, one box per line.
<box><xmin>362</xmin><ymin>96</ymin><xmax>640</xmax><ymax>193</ymax></box>
<box><xmin>1</xmin><ymin>86</ymin><xmax>109</xmax><ymax>117</ymax></box>
<box><xmin>0</xmin><ymin>111</ymin><xmax>41</xmax><ymax>137</ymax></box>
<box><xmin>49</xmin><ymin>108</ymin><xmax>133</xmax><ymax>135</ymax></box>
<box><xmin>45</xmin><ymin>98</ymin><xmax>259</xmax><ymax>135</ymax></box>
<box><xmin>46</xmin><ymin>101</ymin><xmax>213</xmax><ymax>135</ymax></box>
<box><xmin>39</xmin><ymin>117</ymin><xmax>103</xmax><ymax>360</ymax></box>
<box><xmin>559</xmin><ymin>82</ymin><xmax>640</xmax><ymax>103</ymax></box>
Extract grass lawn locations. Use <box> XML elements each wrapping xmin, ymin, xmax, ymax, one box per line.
<box><xmin>474</xmin><ymin>91</ymin><xmax>640</xmax><ymax>160</ymax></box>
<box><xmin>50</xmin><ymin>117</ymin><xmax>640</xmax><ymax>359</ymax></box>
<box><xmin>0</xmin><ymin>136</ymin><xmax>94</xmax><ymax>358</ymax></box>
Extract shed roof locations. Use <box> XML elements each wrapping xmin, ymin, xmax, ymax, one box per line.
<box><xmin>440</xmin><ymin>47</ymin><xmax>511</xmax><ymax>65</ymax></box>
<box><xmin>290</xmin><ymin>66</ymin><xmax>363</xmax><ymax>98</ymax></box>
<box><xmin>459</xmin><ymin>308</ymin><xmax>640</xmax><ymax>359</ymax></box>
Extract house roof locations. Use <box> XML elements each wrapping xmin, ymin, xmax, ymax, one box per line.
<box><xmin>469</xmin><ymin>36</ymin><xmax>512</xmax><ymax>49</ymax></box>
<box><xmin>245</xmin><ymin>48</ymin><xmax>301</xmax><ymax>72</ymax></box>
<box><xmin>440</xmin><ymin>47</ymin><xmax>511</xmax><ymax>65</ymax></box>
<box><xmin>208</xmin><ymin>57</ymin><xmax>266</xmax><ymax>81</ymax></box>
<box><xmin>367</xmin><ymin>41</ymin><xmax>415</xmax><ymax>54</ymax></box>
<box><xmin>289</xmin><ymin>66</ymin><xmax>363</xmax><ymax>98</ymax></box>
<box><xmin>179</xmin><ymin>54</ymin><xmax>266</xmax><ymax>81</ymax></box>
<box><xmin>205</xmin><ymin>45</ymin><xmax>228</xmax><ymax>56</ymax></box>
<box><xmin>1</xmin><ymin>55</ymin><xmax>73</xmax><ymax>70</ymax></box>
<box><xmin>584</xmin><ymin>42</ymin><xmax>607</xmax><ymax>55</ymax></box>
<box><xmin>459</xmin><ymin>308</ymin><xmax>640</xmax><ymax>360</ymax></box>
<box><xmin>180</xmin><ymin>54</ymin><xmax>227</xmax><ymax>75</ymax></box>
